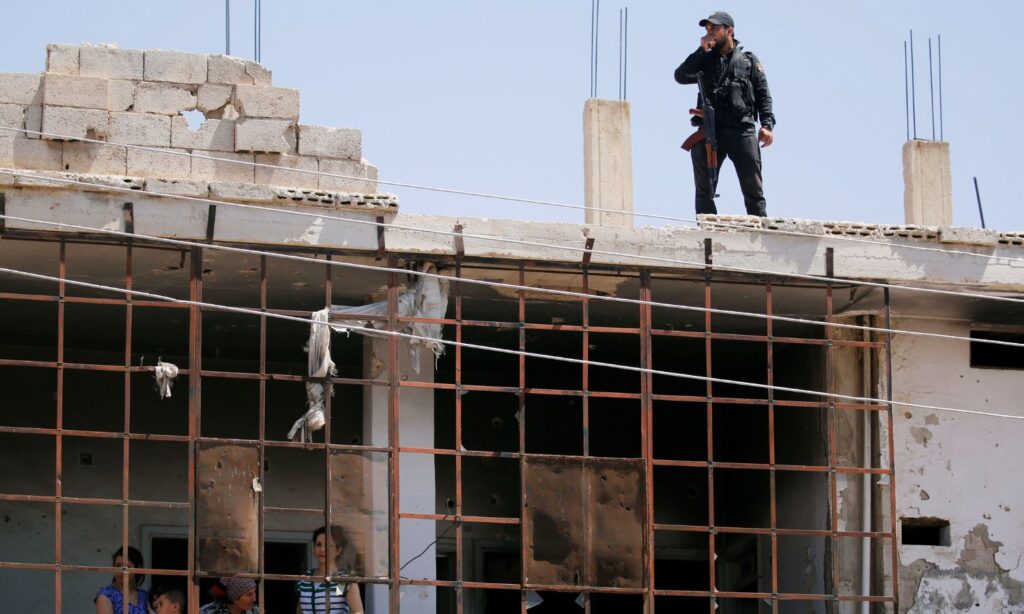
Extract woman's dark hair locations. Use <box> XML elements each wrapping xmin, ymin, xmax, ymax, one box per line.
<box><xmin>112</xmin><ymin>546</ymin><xmax>146</xmax><ymax>588</ymax></box>
<box><xmin>313</xmin><ymin>525</ymin><xmax>350</xmax><ymax>559</ymax></box>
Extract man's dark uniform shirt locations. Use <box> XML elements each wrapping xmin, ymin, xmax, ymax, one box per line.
<box><xmin>675</xmin><ymin>41</ymin><xmax>775</xmax><ymax>216</ymax></box>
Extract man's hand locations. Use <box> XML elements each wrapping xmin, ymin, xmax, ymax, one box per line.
<box><xmin>700</xmin><ymin>34</ymin><xmax>717</xmax><ymax>51</ymax></box>
<box><xmin>689</xmin><ymin>108</ymin><xmax>704</xmax><ymax>119</ymax></box>
<box><xmin>758</xmin><ymin>127</ymin><xmax>774</xmax><ymax>147</ymax></box>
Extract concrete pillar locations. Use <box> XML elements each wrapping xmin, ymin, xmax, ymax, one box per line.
<box><xmin>583</xmin><ymin>98</ymin><xmax>634</xmax><ymax>226</ymax></box>
<box><xmin>902</xmin><ymin>140</ymin><xmax>952</xmax><ymax>226</ymax></box>
<box><xmin>363</xmin><ymin>337</ymin><xmax>436</xmax><ymax>614</ymax></box>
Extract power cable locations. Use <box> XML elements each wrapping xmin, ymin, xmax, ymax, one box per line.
<box><xmin>3</xmin><ymin>169</ymin><xmax>1023</xmax><ymax>310</ymax></box>
<box><xmin>3</xmin><ymin>126</ymin><xmax>1024</xmax><ymax>267</ymax></box>
<box><xmin>4</xmin><ymin>210</ymin><xmax>1024</xmax><ymax>353</ymax></box>
<box><xmin>0</xmin><ymin>264</ymin><xmax>1021</xmax><ymax>421</ymax></box>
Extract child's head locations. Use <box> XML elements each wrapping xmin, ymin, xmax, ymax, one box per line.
<box><xmin>151</xmin><ymin>587</ymin><xmax>185</xmax><ymax>614</ymax></box>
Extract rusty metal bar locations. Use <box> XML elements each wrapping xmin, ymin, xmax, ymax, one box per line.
<box><xmin>884</xmin><ymin>288</ymin><xmax>901</xmax><ymax>609</ymax></box>
<box><xmin>121</xmin><ymin>242</ymin><xmax>132</xmax><ymax>614</ymax></box>
<box><xmin>122</xmin><ymin>202</ymin><xmax>134</xmax><ymax>235</ymax></box>
<box><xmin>640</xmin><ymin>269</ymin><xmax>654</xmax><ymax>613</ymax></box>
<box><xmin>703</xmin><ymin>238</ymin><xmax>716</xmax><ymax>614</ymax></box>
<box><xmin>54</xmin><ymin>239</ymin><xmax>65</xmax><ymax>614</ymax></box>
<box><xmin>0</xmin><ymin>493</ymin><xmax>190</xmax><ymax>507</ymax></box>
<box><xmin>323</xmin><ymin>253</ymin><xmax>335</xmax><ymax>612</ymax></box>
<box><xmin>517</xmin><ymin>262</ymin><xmax>528</xmax><ymax>614</ymax></box>
<box><xmin>767</xmin><ymin>283</ymin><xmax>778</xmax><ymax>614</ymax></box>
<box><xmin>455</xmin><ymin>243</ymin><xmax>465</xmax><ymax>614</ymax></box>
<box><xmin>399</xmin><ymin>512</ymin><xmax>519</xmax><ymax>525</ymax></box>
<box><xmin>581</xmin><ymin>263</ymin><xmax>594</xmax><ymax>614</ymax></box>
<box><xmin>825</xmin><ymin>248</ymin><xmax>839</xmax><ymax>599</ymax></box>
<box><xmin>387</xmin><ymin>255</ymin><xmax>401</xmax><ymax>613</ymax></box>
<box><xmin>582</xmin><ymin>236</ymin><xmax>595</xmax><ymax>269</ymax></box>
<box><xmin>651</xmin><ymin>524</ymin><xmax>891</xmax><ymax>539</ymax></box>
<box><xmin>376</xmin><ymin>215</ymin><xmax>386</xmax><ymax>260</ymax></box>
<box><xmin>0</xmin><ymin>192</ymin><xmax>5</xmax><ymax>234</ymax></box>
<box><xmin>187</xmin><ymin>246</ymin><xmax>202</xmax><ymax>613</ymax></box>
<box><xmin>257</xmin><ymin>253</ymin><xmax>267</xmax><ymax>612</ymax></box>
<box><xmin>205</xmin><ymin>204</ymin><xmax>217</xmax><ymax>242</ymax></box>
<box><xmin>201</xmin><ymin>369</ymin><xmax>384</xmax><ymax>387</ymax></box>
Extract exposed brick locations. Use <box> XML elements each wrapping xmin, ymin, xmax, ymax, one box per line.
<box><xmin>209</xmin><ymin>181</ymin><xmax>275</xmax><ymax>201</ymax></box>
<box><xmin>207</xmin><ymin>55</ymin><xmax>272</xmax><ymax>86</ymax></box>
<box><xmin>0</xmin><ymin>73</ymin><xmax>42</xmax><ymax>105</ymax></box>
<box><xmin>144</xmin><ymin>177</ymin><xmax>210</xmax><ymax>198</ymax></box>
<box><xmin>171</xmin><ymin>116</ymin><xmax>234</xmax><ymax>152</ymax></box>
<box><xmin>79</xmin><ymin>47</ymin><xmax>144</xmax><ymax>80</ymax></box>
<box><xmin>134</xmin><ymin>82</ymin><xmax>197</xmax><ymax>115</ymax></box>
<box><xmin>62</xmin><ymin>141</ymin><xmax>128</xmax><ymax>174</ymax></box>
<box><xmin>191</xmin><ymin>151</ymin><xmax>255</xmax><ymax>183</ymax></box>
<box><xmin>109</xmin><ymin>112</ymin><xmax>171</xmax><ymax>147</ymax></box>
<box><xmin>319</xmin><ymin>158</ymin><xmax>379</xmax><ymax>192</ymax></box>
<box><xmin>25</xmin><ymin>105</ymin><xmax>41</xmax><ymax>139</ymax></box>
<box><xmin>233</xmin><ymin>85</ymin><xmax>299</xmax><ymax>120</ymax></box>
<box><xmin>234</xmin><ymin>118</ymin><xmax>295</xmax><ymax>153</ymax></box>
<box><xmin>127</xmin><ymin>147</ymin><xmax>191</xmax><ymax>180</ymax></box>
<box><xmin>42</xmin><ymin>74</ymin><xmax>108</xmax><ymax>109</ymax></box>
<box><xmin>40</xmin><ymin>106</ymin><xmax>109</xmax><ymax>140</ymax></box>
<box><xmin>143</xmin><ymin>50</ymin><xmax>208</xmax><ymax>84</ymax></box>
<box><xmin>0</xmin><ymin>104</ymin><xmax>26</xmax><ymax>130</ymax></box>
<box><xmin>254</xmin><ymin>153</ymin><xmax>319</xmax><ymax>189</ymax></box>
<box><xmin>46</xmin><ymin>44</ymin><xmax>80</xmax><ymax>75</ymax></box>
<box><xmin>298</xmin><ymin>125</ymin><xmax>360</xmax><ymax>160</ymax></box>
<box><xmin>107</xmin><ymin>80</ymin><xmax>135</xmax><ymax>112</ymax></box>
<box><xmin>197</xmin><ymin>84</ymin><xmax>232</xmax><ymax>113</ymax></box>
<box><xmin>0</xmin><ymin>135</ymin><xmax>63</xmax><ymax>170</ymax></box>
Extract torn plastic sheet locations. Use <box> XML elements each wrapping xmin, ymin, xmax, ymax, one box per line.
<box><xmin>330</xmin><ymin>262</ymin><xmax>450</xmax><ymax>373</ymax></box>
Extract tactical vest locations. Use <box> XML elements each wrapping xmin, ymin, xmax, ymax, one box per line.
<box><xmin>712</xmin><ymin>48</ymin><xmax>757</xmax><ymax>125</ymax></box>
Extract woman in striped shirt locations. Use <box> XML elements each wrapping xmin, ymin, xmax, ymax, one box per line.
<box><xmin>296</xmin><ymin>526</ymin><xmax>364</xmax><ymax>614</ymax></box>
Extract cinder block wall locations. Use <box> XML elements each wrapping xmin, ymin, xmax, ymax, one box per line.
<box><xmin>0</xmin><ymin>44</ymin><xmax>379</xmax><ymax>195</ymax></box>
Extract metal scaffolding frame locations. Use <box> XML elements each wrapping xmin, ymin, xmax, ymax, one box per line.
<box><xmin>0</xmin><ymin>233</ymin><xmax>900</xmax><ymax>613</ymax></box>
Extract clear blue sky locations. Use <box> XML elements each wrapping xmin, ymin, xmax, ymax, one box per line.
<box><xmin>4</xmin><ymin>1</ymin><xmax>1022</xmax><ymax>230</ymax></box>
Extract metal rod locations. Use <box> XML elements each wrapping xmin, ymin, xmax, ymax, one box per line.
<box><xmin>910</xmin><ymin>30</ymin><xmax>917</xmax><ymax>139</ymax></box>
<box><xmin>225</xmin><ymin>0</ymin><xmax>230</xmax><ymax>55</ymax></box>
<box><xmin>938</xmin><ymin>34</ymin><xmax>943</xmax><ymax>141</ymax></box>
<box><xmin>257</xmin><ymin>254</ymin><xmax>266</xmax><ymax>613</ymax></box>
<box><xmin>387</xmin><ymin>256</ymin><xmax>401</xmax><ymax>613</ymax></box>
<box><xmin>54</xmin><ymin>240</ymin><xmax>65</xmax><ymax>614</ymax></box>
<box><xmin>883</xmin><ymin>288</ymin><xmax>901</xmax><ymax>610</ymax></box>
<box><xmin>703</xmin><ymin>240</ymin><xmax>716</xmax><ymax>614</ymax></box>
<box><xmin>254</xmin><ymin>0</ymin><xmax>258</xmax><ymax>61</ymax></box>
<box><xmin>767</xmin><ymin>283</ymin><xmax>779</xmax><ymax>614</ymax></box>
<box><xmin>590</xmin><ymin>0</ymin><xmax>596</xmax><ymax>98</ymax></box>
<box><xmin>825</xmin><ymin>248</ymin><xmax>839</xmax><ymax>598</ymax></box>
<box><xmin>974</xmin><ymin>177</ymin><xmax>986</xmax><ymax>229</ymax></box>
<box><xmin>928</xmin><ymin>38</ymin><xmax>935</xmax><ymax>141</ymax></box>
<box><xmin>904</xmin><ymin>41</ymin><xmax>910</xmax><ymax>141</ymax></box>
<box><xmin>595</xmin><ymin>0</ymin><xmax>600</xmax><ymax>98</ymax></box>
<box><xmin>455</xmin><ymin>249</ymin><xmax>464</xmax><ymax>614</ymax></box>
<box><xmin>623</xmin><ymin>7</ymin><xmax>628</xmax><ymax>101</ymax></box>
<box><xmin>122</xmin><ymin>242</ymin><xmax>132</xmax><ymax>614</ymax></box>
<box><xmin>618</xmin><ymin>8</ymin><xmax>623</xmax><ymax>100</ymax></box>
<box><xmin>517</xmin><ymin>263</ymin><xmax>528</xmax><ymax>614</ymax></box>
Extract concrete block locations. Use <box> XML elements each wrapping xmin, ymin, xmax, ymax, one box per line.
<box><xmin>254</xmin><ymin>153</ymin><xmax>319</xmax><ymax>189</ymax></box>
<box><xmin>0</xmin><ymin>135</ymin><xmax>64</xmax><ymax>171</ymax></box>
<box><xmin>191</xmin><ymin>151</ymin><xmax>255</xmax><ymax>183</ymax></box>
<box><xmin>127</xmin><ymin>147</ymin><xmax>191</xmax><ymax>180</ymax></box>
<box><xmin>0</xmin><ymin>73</ymin><xmax>42</xmax><ymax>105</ymax></box>
<box><xmin>42</xmin><ymin>74</ymin><xmax>109</xmax><ymax>110</ymax></box>
<box><xmin>171</xmin><ymin>116</ymin><xmax>234</xmax><ymax>152</ymax></box>
<box><xmin>0</xmin><ymin>104</ymin><xmax>26</xmax><ymax>130</ymax></box>
<box><xmin>79</xmin><ymin>47</ymin><xmax>144</xmax><ymax>80</ymax></box>
<box><xmin>197</xmin><ymin>84</ymin><xmax>232</xmax><ymax>113</ymax></box>
<box><xmin>319</xmin><ymin>158</ymin><xmax>379</xmax><ymax>192</ymax></box>
<box><xmin>903</xmin><ymin>140</ymin><xmax>953</xmax><ymax>226</ymax></box>
<box><xmin>233</xmin><ymin>85</ymin><xmax>299</xmax><ymax>120</ymax></box>
<box><xmin>145</xmin><ymin>177</ymin><xmax>210</xmax><ymax>198</ymax></box>
<box><xmin>207</xmin><ymin>55</ymin><xmax>272</xmax><ymax>86</ymax></box>
<box><xmin>583</xmin><ymin>99</ymin><xmax>634</xmax><ymax>226</ymax></box>
<box><xmin>143</xmin><ymin>50</ymin><xmax>208</xmax><ymax>84</ymax></box>
<box><xmin>25</xmin><ymin>105</ymin><xmax>41</xmax><ymax>139</ymax></box>
<box><xmin>297</xmin><ymin>125</ymin><xmax>360</xmax><ymax>160</ymax></box>
<box><xmin>937</xmin><ymin>226</ymin><xmax>999</xmax><ymax>246</ymax></box>
<box><xmin>46</xmin><ymin>44</ymin><xmax>80</xmax><ymax>75</ymax></box>
<box><xmin>209</xmin><ymin>181</ymin><xmax>275</xmax><ymax>202</ymax></box>
<box><xmin>41</xmin><ymin>106</ymin><xmax>109</xmax><ymax>140</ymax></box>
<box><xmin>107</xmin><ymin>80</ymin><xmax>135</xmax><ymax>112</ymax></box>
<box><xmin>234</xmin><ymin>118</ymin><xmax>295</xmax><ymax>153</ymax></box>
<box><xmin>62</xmin><ymin>141</ymin><xmax>128</xmax><ymax>174</ymax></box>
<box><xmin>109</xmin><ymin>112</ymin><xmax>171</xmax><ymax>147</ymax></box>
<box><xmin>133</xmin><ymin>82</ymin><xmax>197</xmax><ymax>115</ymax></box>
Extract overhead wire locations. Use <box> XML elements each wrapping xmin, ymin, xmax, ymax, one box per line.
<box><xmin>3</xmin><ymin>125</ymin><xmax>1024</xmax><ymax>267</ymax></box>
<box><xmin>4</xmin><ymin>209</ymin><xmax>1024</xmax><ymax>353</ymax></box>
<box><xmin>3</xmin><ymin>168</ymin><xmax>1023</xmax><ymax>311</ymax></box>
<box><xmin>0</xmin><ymin>264</ymin><xmax>1020</xmax><ymax>422</ymax></box>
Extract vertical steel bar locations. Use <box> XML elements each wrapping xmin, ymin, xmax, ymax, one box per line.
<box><xmin>518</xmin><ymin>264</ymin><xmax>528</xmax><ymax>614</ymax></box>
<box><xmin>582</xmin><ymin>265</ymin><xmax>592</xmax><ymax>613</ymax></box>
<box><xmin>883</xmin><ymin>289</ymin><xmax>900</xmax><ymax>611</ymax></box>
<box><xmin>455</xmin><ymin>254</ymin><xmax>464</xmax><ymax>614</ymax></box>
<box><xmin>766</xmin><ymin>283</ymin><xmax>778</xmax><ymax>614</ymax></box>
<box><xmin>387</xmin><ymin>256</ymin><xmax>401</xmax><ymax>613</ymax></box>
<box><xmin>703</xmin><ymin>239</ymin><xmax>715</xmax><ymax>613</ymax></box>
<box><xmin>639</xmin><ymin>270</ymin><xmax>654</xmax><ymax>613</ymax></box>
<box><xmin>55</xmin><ymin>240</ymin><xmax>65</xmax><ymax>614</ymax></box>
<box><xmin>825</xmin><ymin>248</ymin><xmax>839</xmax><ymax>600</ymax></box>
<box><xmin>121</xmin><ymin>243</ymin><xmax>132</xmax><ymax>614</ymax></box>
<box><xmin>257</xmin><ymin>254</ymin><xmax>267</xmax><ymax>611</ymax></box>
<box><xmin>910</xmin><ymin>30</ymin><xmax>917</xmax><ymax>139</ymax></box>
<box><xmin>324</xmin><ymin>254</ymin><xmax>334</xmax><ymax>611</ymax></box>
<box><xmin>938</xmin><ymin>34</ymin><xmax>944</xmax><ymax>141</ymax></box>
<box><xmin>187</xmin><ymin>247</ymin><xmax>203</xmax><ymax>614</ymax></box>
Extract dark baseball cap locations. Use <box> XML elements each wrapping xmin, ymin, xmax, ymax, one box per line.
<box><xmin>699</xmin><ymin>11</ymin><xmax>734</xmax><ymax>28</ymax></box>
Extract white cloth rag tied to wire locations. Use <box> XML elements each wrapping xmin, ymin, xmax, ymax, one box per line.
<box><xmin>154</xmin><ymin>361</ymin><xmax>179</xmax><ymax>399</ymax></box>
<box><xmin>288</xmin><ymin>308</ymin><xmax>336</xmax><ymax>442</ymax></box>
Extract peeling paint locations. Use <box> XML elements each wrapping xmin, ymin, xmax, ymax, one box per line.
<box><xmin>910</xmin><ymin>426</ymin><xmax>933</xmax><ymax>447</ymax></box>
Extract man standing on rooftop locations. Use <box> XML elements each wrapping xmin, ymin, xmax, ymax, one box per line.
<box><xmin>675</xmin><ymin>11</ymin><xmax>775</xmax><ymax>217</ymax></box>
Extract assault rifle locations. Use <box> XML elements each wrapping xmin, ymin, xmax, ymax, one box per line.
<box><xmin>680</xmin><ymin>71</ymin><xmax>719</xmax><ymax>199</ymax></box>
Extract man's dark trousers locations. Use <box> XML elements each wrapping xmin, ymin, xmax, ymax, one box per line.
<box><xmin>690</xmin><ymin>125</ymin><xmax>766</xmax><ymax>216</ymax></box>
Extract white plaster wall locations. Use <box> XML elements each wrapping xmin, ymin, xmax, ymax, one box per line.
<box><xmin>892</xmin><ymin>317</ymin><xmax>1024</xmax><ymax>611</ymax></box>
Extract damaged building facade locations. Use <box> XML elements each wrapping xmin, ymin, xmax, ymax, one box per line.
<box><xmin>0</xmin><ymin>44</ymin><xmax>1022</xmax><ymax>613</ymax></box>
